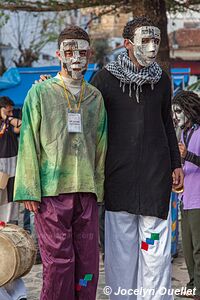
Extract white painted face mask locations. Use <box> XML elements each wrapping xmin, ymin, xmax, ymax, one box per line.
<box><xmin>129</xmin><ymin>26</ymin><xmax>161</xmax><ymax>67</ymax></box>
<box><xmin>172</xmin><ymin>104</ymin><xmax>188</xmax><ymax>129</ymax></box>
<box><xmin>60</xmin><ymin>39</ymin><xmax>90</xmax><ymax>79</ymax></box>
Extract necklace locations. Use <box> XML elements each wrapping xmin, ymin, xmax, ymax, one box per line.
<box><xmin>59</xmin><ymin>73</ymin><xmax>85</xmax><ymax>112</ymax></box>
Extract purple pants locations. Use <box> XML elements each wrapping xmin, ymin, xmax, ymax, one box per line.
<box><xmin>35</xmin><ymin>193</ymin><xmax>99</xmax><ymax>300</ymax></box>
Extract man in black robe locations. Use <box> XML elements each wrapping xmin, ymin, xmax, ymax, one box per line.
<box><xmin>91</xmin><ymin>16</ymin><xmax>183</xmax><ymax>300</ymax></box>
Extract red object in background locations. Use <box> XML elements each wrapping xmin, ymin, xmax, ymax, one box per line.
<box><xmin>0</xmin><ymin>221</ymin><xmax>6</xmax><ymax>227</ymax></box>
<box><xmin>172</xmin><ymin>61</ymin><xmax>200</xmax><ymax>75</ymax></box>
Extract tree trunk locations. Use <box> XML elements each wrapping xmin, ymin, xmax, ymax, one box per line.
<box><xmin>0</xmin><ymin>55</ymin><xmax>6</xmax><ymax>76</ymax></box>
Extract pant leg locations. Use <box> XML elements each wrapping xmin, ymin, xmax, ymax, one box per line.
<box><xmin>171</xmin><ymin>192</ymin><xmax>179</xmax><ymax>258</ymax></box>
<box><xmin>188</xmin><ymin>209</ymin><xmax>200</xmax><ymax>296</ymax></box>
<box><xmin>7</xmin><ymin>177</ymin><xmax>14</xmax><ymax>202</ymax></box>
<box><xmin>23</xmin><ymin>208</ymin><xmax>31</xmax><ymax>233</ymax></box>
<box><xmin>0</xmin><ymin>287</ymin><xmax>12</xmax><ymax>300</ymax></box>
<box><xmin>35</xmin><ymin>194</ymin><xmax>75</xmax><ymax>300</ymax></box>
<box><xmin>180</xmin><ymin>203</ymin><xmax>194</xmax><ymax>290</ymax></box>
<box><xmin>98</xmin><ymin>203</ymin><xmax>105</xmax><ymax>261</ymax></box>
<box><xmin>0</xmin><ymin>177</ymin><xmax>18</xmax><ymax>224</ymax></box>
<box><xmin>73</xmin><ymin>193</ymin><xmax>99</xmax><ymax>300</ymax></box>
<box><xmin>5</xmin><ymin>278</ymin><xmax>27</xmax><ymax>300</ymax></box>
<box><xmin>7</xmin><ymin>177</ymin><xmax>19</xmax><ymax>224</ymax></box>
<box><xmin>138</xmin><ymin>211</ymin><xmax>172</xmax><ymax>300</ymax></box>
<box><xmin>105</xmin><ymin>211</ymin><xmax>139</xmax><ymax>300</ymax></box>
<box><xmin>30</xmin><ymin>212</ymin><xmax>41</xmax><ymax>263</ymax></box>
<box><xmin>0</xmin><ymin>202</ymin><xmax>18</xmax><ymax>224</ymax></box>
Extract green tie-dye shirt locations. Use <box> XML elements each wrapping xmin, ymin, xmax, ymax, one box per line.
<box><xmin>14</xmin><ymin>77</ymin><xmax>107</xmax><ymax>202</ymax></box>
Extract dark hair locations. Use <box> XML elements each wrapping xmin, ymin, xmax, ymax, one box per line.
<box><xmin>123</xmin><ymin>16</ymin><xmax>155</xmax><ymax>40</ymax></box>
<box><xmin>173</xmin><ymin>90</ymin><xmax>200</xmax><ymax>125</ymax></box>
<box><xmin>0</xmin><ymin>96</ymin><xmax>14</xmax><ymax>108</ymax></box>
<box><xmin>58</xmin><ymin>26</ymin><xmax>90</xmax><ymax>48</ymax></box>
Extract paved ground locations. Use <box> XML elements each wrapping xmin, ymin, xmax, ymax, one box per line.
<box><xmin>23</xmin><ymin>236</ymin><xmax>191</xmax><ymax>300</ymax></box>
<box><xmin>23</xmin><ymin>254</ymin><xmax>109</xmax><ymax>300</ymax></box>
<box><xmin>17</xmin><ymin>203</ymin><xmax>192</xmax><ymax>300</ymax></box>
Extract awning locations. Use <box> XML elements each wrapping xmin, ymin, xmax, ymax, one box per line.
<box><xmin>0</xmin><ymin>64</ymin><xmax>99</xmax><ymax>107</ymax></box>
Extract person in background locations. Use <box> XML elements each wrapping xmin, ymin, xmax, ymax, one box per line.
<box><xmin>0</xmin><ymin>96</ymin><xmax>26</xmax><ymax>300</ymax></box>
<box><xmin>173</xmin><ymin>90</ymin><xmax>200</xmax><ymax>300</ymax></box>
<box><xmin>0</xmin><ymin>96</ymin><xmax>21</xmax><ymax>223</ymax></box>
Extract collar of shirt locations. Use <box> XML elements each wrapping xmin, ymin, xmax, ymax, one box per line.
<box><xmin>55</xmin><ymin>73</ymin><xmax>82</xmax><ymax>96</ymax></box>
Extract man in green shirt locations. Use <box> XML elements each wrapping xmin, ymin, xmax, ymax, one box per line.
<box><xmin>14</xmin><ymin>26</ymin><xmax>107</xmax><ymax>300</ymax></box>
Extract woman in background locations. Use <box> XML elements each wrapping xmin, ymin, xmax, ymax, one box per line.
<box><xmin>0</xmin><ymin>96</ymin><xmax>26</xmax><ymax>300</ymax></box>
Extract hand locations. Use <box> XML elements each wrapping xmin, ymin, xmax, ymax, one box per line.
<box><xmin>23</xmin><ymin>201</ymin><xmax>40</xmax><ymax>213</ymax></box>
<box><xmin>0</xmin><ymin>123</ymin><xmax>6</xmax><ymax>137</ymax></box>
<box><xmin>0</xmin><ymin>108</ymin><xmax>7</xmax><ymax>120</ymax></box>
<box><xmin>178</xmin><ymin>142</ymin><xmax>187</xmax><ymax>158</ymax></box>
<box><xmin>172</xmin><ymin>168</ymin><xmax>184</xmax><ymax>189</ymax></box>
<box><xmin>34</xmin><ymin>74</ymin><xmax>51</xmax><ymax>84</ymax></box>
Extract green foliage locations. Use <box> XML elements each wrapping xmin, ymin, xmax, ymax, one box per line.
<box><xmin>1</xmin><ymin>0</ymin><xmax>200</xmax><ymax>12</ymax></box>
<box><xmin>166</xmin><ymin>0</ymin><xmax>200</xmax><ymax>13</ymax></box>
<box><xmin>1</xmin><ymin>10</ymin><xmax>68</xmax><ymax>67</ymax></box>
<box><xmin>0</xmin><ymin>11</ymin><xmax>9</xmax><ymax>28</ymax></box>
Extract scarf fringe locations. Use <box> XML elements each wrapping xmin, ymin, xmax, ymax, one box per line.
<box><xmin>123</xmin><ymin>81</ymin><xmax>126</xmax><ymax>93</ymax></box>
<box><xmin>136</xmin><ymin>86</ymin><xmax>139</xmax><ymax>103</ymax></box>
<box><xmin>129</xmin><ymin>81</ymin><xmax>132</xmax><ymax>97</ymax></box>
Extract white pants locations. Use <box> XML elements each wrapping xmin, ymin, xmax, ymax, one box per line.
<box><xmin>0</xmin><ymin>279</ymin><xmax>27</xmax><ymax>300</ymax></box>
<box><xmin>105</xmin><ymin>211</ymin><xmax>172</xmax><ymax>300</ymax></box>
<box><xmin>0</xmin><ymin>202</ymin><xmax>19</xmax><ymax>223</ymax></box>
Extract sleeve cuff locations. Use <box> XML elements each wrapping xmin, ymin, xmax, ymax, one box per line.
<box><xmin>185</xmin><ymin>151</ymin><xmax>194</xmax><ymax>162</ymax></box>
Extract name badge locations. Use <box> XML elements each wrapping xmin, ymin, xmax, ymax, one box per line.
<box><xmin>67</xmin><ymin>109</ymin><xmax>82</xmax><ymax>133</ymax></box>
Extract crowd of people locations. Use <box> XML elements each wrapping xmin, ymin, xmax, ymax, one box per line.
<box><xmin>0</xmin><ymin>15</ymin><xmax>200</xmax><ymax>300</ymax></box>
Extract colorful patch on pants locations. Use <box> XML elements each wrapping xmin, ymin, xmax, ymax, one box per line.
<box><xmin>141</xmin><ymin>233</ymin><xmax>160</xmax><ymax>251</ymax></box>
<box><xmin>76</xmin><ymin>274</ymin><xmax>93</xmax><ymax>291</ymax></box>
<box><xmin>141</xmin><ymin>241</ymin><xmax>149</xmax><ymax>251</ymax></box>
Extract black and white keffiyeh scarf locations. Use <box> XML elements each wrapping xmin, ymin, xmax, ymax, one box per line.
<box><xmin>105</xmin><ymin>51</ymin><xmax>162</xmax><ymax>103</ymax></box>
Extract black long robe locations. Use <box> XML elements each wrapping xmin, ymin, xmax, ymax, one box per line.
<box><xmin>91</xmin><ymin>68</ymin><xmax>181</xmax><ymax>219</ymax></box>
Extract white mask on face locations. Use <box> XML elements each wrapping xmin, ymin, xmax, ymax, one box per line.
<box><xmin>172</xmin><ymin>104</ymin><xmax>188</xmax><ymax>129</ymax></box>
<box><xmin>129</xmin><ymin>26</ymin><xmax>161</xmax><ymax>67</ymax></box>
<box><xmin>60</xmin><ymin>39</ymin><xmax>90</xmax><ymax>79</ymax></box>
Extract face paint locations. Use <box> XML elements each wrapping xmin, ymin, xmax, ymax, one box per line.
<box><xmin>172</xmin><ymin>104</ymin><xmax>188</xmax><ymax>129</ymax></box>
<box><xmin>129</xmin><ymin>26</ymin><xmax>161</xmax><ymax>67</ymax></box>
<box><xmin>60</xmin><ymin>39</ymin><xmax>90</xmax><ymax>79</ymax></box>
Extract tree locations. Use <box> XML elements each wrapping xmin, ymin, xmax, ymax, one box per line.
<box><xmin>0</xmin><ymin>11</ymin><xmax>9</xmax><ymax>74</ymax></box>
<box><xmin>3</xmin><ymin>11</ymin><xmax>61</xmax><ymax>67</ymax></box>
<box><xmin>0</xmin><ymin>10</ymin><xmax>78</xmax><ymax>68</ymax></box>
<box><xmin>0</xmin><ymin>0</ymin><xmax>200</xmax><ymax>12</ymax></box>
<box><xmin>0</xmin><ymin>0</ymin><xmax>199</xmax><ymax>71</ymax></box>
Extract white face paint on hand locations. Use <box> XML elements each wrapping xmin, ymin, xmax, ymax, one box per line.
<box><xmin>172</xmin><ymin>104</ymin><xmax>188</xmax><ymax>129</ymax></box>
<box><xmin>60</xmin><ymin>39</ymin><xmax>90</xmax><ymax>79</ymax></box>
<box><xmin>129</xmin><ymin>26</ymin><xmax>161</xmax><ymax>67</ymax></box>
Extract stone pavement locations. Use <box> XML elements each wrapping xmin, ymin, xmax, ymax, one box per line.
<box><xmin>23</xmin><ymin>242</ymin><xmax>191</xmax><ymax>300</ymax></box>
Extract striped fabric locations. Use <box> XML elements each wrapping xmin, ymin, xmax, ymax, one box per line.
<box><xmin>0</xmin><ymin>121</ymin><xmax>19</xmax><ymax>223</ymax></box>
<box><xmin>0</xmin><ymin>156</ymin><xmax>17</xmax><ymax>177</ymax></box>
<box><xmin>105</xmin><ymin>51</ymin><xmax>162</xmax><ymax>102</ymax></box>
